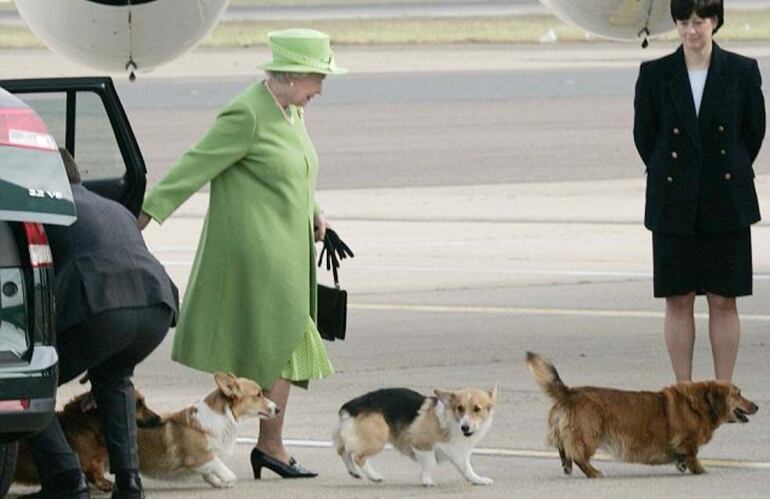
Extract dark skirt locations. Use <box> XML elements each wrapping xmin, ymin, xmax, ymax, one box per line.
<box><xmin>652</xmin><ymin>227</ymin><xmax>752</xmax><ymax>298</ymax></box>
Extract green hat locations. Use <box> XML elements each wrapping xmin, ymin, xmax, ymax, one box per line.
<box><xmin>258</xmin><ymin>28</ymin><xmax>347</xmax><ymax>75</ymax></box>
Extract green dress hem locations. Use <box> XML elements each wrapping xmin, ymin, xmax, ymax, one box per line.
<box><xmin>280</xmin><ymin>317</ymin><xmax>334</xmax><ymax>388</ymax></box>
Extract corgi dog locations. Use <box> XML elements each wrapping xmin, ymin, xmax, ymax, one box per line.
<box><xmin>14</xmin><ymin>388</ymin><xmax>162</xmax><ymax>492</ymax></box>
<box><xmin>526</xmin><ymin>352</ymin><xmax>759</xmax><ymax>478</ymax></box>
<box><xmin>333</xmin><ymin>386</ymin><xmax>497</xmax><ymax>487</ymax></box>
<box><xmin>136</xmin><ymin>372</ymin><xmax>278</xmax><ymax>488</ymax></box>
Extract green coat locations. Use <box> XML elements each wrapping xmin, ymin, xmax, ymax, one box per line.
<box><xmin>142</xmin><ymin>81</ymin><xmax>321</xmax><ymax>389</ymax></box>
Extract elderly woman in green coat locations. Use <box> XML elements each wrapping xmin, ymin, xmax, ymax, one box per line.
<box><xmin>138</xmin><ymin>29</ymin><xmax>346</xmax><ymax>479</ymax></box>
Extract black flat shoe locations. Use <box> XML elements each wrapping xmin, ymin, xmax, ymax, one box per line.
<box><xmin>18</xmin><ymin>469</ymin><xmax>90</xmax><ymax>499</ymax></box>
<box><xmin>111</xmin><ymin>469</ymin><xmax>144</xmax><ymax>499</ymax></box>
<box><xmin>250</xmin><ymin>448</ymin><xmax>317</xmax><ymax>479</ymax></box>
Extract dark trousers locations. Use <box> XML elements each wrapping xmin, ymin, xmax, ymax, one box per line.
<box><xmin>26</xmin><ymin>304</ymin><xmax>172</xmax><ymax>483</ymax></box>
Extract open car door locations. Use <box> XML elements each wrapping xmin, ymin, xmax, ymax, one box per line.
<box><xmin>0</xmin><ymin>77</ymin><xmax>146</xmax><ymax>215</ymax></box>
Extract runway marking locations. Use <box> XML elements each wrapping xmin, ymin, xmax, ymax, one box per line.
<box><xmin>352</xmin><ymin>265</ymin><xmax>770</xmax><ymax>280</ymax></box>
<box><xmin>235</xmin><ymin>437</ymin><xmax>770</xmax><ymax>470</ymax></box>
<box><xmin>155</xmin><ymin>259</ymin><xmax>770</xmax><ymax>282</ymax></box>
<box><xmin>350</xmin><ymin>303</ymin><xmax>770</xmax><ymax>322</ymax></box>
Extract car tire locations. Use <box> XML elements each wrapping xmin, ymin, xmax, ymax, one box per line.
<box><xmin>0</xmin><ymin>441</ymin><xmax>19</xmax><ymax>498</ymax></box>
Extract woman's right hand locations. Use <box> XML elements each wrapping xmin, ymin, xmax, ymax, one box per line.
<box><xmin>137</xmin><ymin>211</ymin><xmax>152</xmax><ymax>231</ymax></box>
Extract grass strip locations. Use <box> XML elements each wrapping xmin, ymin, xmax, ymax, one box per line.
<box><xmin>0</xmin><ymin>10</ymin><xmax>769</xmax><ymax>48</ymax></box>
<box><xmin>0</xmin><ymin>26</ymin><xmax>43</xmax><ymax>48</ymax></box>
<box><xmin>205</xmin><ymin>10</ymin><xmax>770</xmax><ymax>46</ymax></box>
<box><xmin>229</xmin><ymin>0</ymin><xmax>488</xmax><ymax>5</ymax></box>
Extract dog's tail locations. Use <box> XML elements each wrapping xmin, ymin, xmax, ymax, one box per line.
<box><xmin>526</xmin><ymin>352</ymin><xmax>569</xmax><ymax>402</ymax></box>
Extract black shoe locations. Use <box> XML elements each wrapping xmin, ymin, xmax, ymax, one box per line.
<box><xmin>250</xmin><ymin>448</ymin><xmax>317</xmax><ymax>479</ymax></box>
<box><xmin>19</xmin><ymin>469</ymin><xmax>90</xmax><ymax>499</ymax></box>
<box><xmin>111</xmin><ymin>469</ymin><xmax>144</xmax><ymax>499</ymax></box>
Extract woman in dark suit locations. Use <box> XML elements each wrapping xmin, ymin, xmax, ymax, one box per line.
<box><xmin>633</xmin><ymin>0</ymin><xmax>765</xmax><ymax>382</ymax></box>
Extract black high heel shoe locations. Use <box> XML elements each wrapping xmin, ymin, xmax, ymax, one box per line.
<box><xmin>250</xmin><ymin>448</ymin><xmax>318</xmax><ymax>479</ymax></box>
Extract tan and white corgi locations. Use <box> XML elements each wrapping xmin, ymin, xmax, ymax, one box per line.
<box><xmin>333</xmin><ymin>386</ymin><xmax>497</xmax><ymax>487</ymax></box>
<box><xmin>137</xmin><ymin>372</ymin><xmax>278</xmax><ymax>487</ymax></box>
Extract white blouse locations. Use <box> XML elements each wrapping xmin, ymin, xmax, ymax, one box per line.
<box><xmin>688</xmin><ymin>69</ymin><xmax>708</xmax><ymax>116</ymax></box>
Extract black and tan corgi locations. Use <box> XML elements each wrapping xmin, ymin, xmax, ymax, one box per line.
<box><xmin>333</xmin><ymin>387</ymin><xmax>497</xmax><ymax>486</ymax></box>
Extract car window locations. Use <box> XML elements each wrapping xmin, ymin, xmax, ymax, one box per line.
<box><xmin>13</xmin><ymin>91</ymin><xmax>125</xmax><ymax>182</ymax></box>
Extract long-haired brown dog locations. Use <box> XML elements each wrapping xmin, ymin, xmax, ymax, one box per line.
<box><xmin>15</xmin><ymin>374</ymin><xmax>276</xmax><ymax>491</ymax></box>
<box><xmin>15</xmin><ymin>389</ymin><xmax>162</xmax><ymax>492</ymax></box>
<box><xmin>526</xmin><ymin>352</ymin><xmax>758</xmax><ymax>478</ymax></box>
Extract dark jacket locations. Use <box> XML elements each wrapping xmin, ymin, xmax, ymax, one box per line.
<box><xmin>634</xmin><ymin>43</ymin><xmax>765</xmax><ymax>235</ymax></box>
<box><xmin>45</xmin><ymin>184</ymin><xmax>178</xmax><ymax>331</ymax></box>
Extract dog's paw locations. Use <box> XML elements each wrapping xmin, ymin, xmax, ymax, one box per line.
<box><xmin>203</xmin><ymin>473</ymin><xmax>234</xmax><ymax>488</ymax></box>
<box><xmin>93</xmin><ymin>477</ymin><xmax>114</xmax><ymax>492</ymax></box>
<box><xmin>676</xmin><ymin>461</ymin><xmax>687</xmax><ymax>474</ymax></box>
<box><xmin>210</xmin><ymin>477</ymin><xmax>236</xmax><ymax>488</ymax></box>
<box><xmin>420</xmin><ymin>478</ymin><xmax>436</xmax><ymax>487</ymax></box>
<box><xmin>471</xmin><ymin>476</ymin><xmax>494</xmax><ymax>486</ymax></box>
<box><xmin>362</xmin><ymin>465</ymin><xmax>384</xmax><ymax>483</ymax></box>
<box><xmin>348</xmin><ymin>470</ymin><xmax>362</xmax><ymax>480</ymax></box>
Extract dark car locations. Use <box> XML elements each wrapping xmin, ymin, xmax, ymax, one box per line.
<box><xmin>0</xmin><ymin>77</ymin><xmax>146</xmax><ymax>496</ymax></box>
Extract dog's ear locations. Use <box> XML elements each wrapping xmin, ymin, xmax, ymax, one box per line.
<box><xmin>705</xmin><ymin>385</ymin><xmax>728</xmax><ymax>425</ymax></box>
<box><xmin>434</xmin><ymin>389</ymin><xmax>454</xmax><ymax>405</ymax></box>
<box><xmin>214</xmin><ymin>372</ymin><xmax>242</xmax><ymax>399</ymax></box>
<box><xmin>489</xmin><ymin>385</ymin><xmax>499</xmax><ymax>404</ymax></box>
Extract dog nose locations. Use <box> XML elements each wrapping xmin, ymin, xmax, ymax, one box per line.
<box><xmin>275</xmin><ymin>406</ymin><xmax>281</xmax><ymax>415</ymax></box>
<box><xmin>461</xmin><ymin>424</ymin><xmax>470</xmax><ymax>433</ymax></box>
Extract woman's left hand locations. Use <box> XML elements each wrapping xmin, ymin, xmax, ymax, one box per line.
<box><xmin>314</xmin><ymin>212</ymin><xmax>329</xmax><ymax>242</ymax></box>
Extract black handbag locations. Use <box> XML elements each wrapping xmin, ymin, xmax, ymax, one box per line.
<box><xmin>316</xmin><ymin>229</ymin><xmax>353</xmax><ymax>341</ymax></box>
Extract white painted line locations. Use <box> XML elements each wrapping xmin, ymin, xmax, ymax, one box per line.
<box><xmin>350</xmin><ymin>303</ymin><xmax>770</xmax><ymax>323</ymax></box>
<box><xmin>355</xmin><ymin>266</ymin><xmax>653</xmax><ymax>277</ymax></box>
<box><xmin>155</xmin><ymin>259</ymin><xmax>770</xmax><ymax>281</ymax></box>
<box><xmin>235</xmin><ymin>438</ymin><xmax>770</xmax><ymax>471</ymax></box>
<box><xmin>354</xmin><ymin>265</ymin><xmax>770</xmax><ymax>280</ymax></box>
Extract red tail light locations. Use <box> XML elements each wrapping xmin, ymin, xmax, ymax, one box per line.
<box><xmin>0</xmin><ymin>107</ymin><xmax>57</xmax><ymax>151</ymax></box>
<box><xmin>0</xmin><ymin>399</ymin><xmax>31</xmax><ymax>412</ymax></box>
<box><xmin>23</xmin><ymin>222</ymin><xmax>53</xmax><ymax>268</ymax></box>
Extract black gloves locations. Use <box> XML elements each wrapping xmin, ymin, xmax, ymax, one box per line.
<box><xmin>317</xmin><ymin>228</ymin><xmax>354</xmax><ymax>271</ymax></box>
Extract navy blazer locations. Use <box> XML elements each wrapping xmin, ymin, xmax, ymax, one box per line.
<box><xmin>45</xmin><ymin>184</ymin><xmax>178</xmax><ymax>331</ymax></box>
<box><xmin>634</xmin><ymin>43</ymin><xmax>765</xmax><ymax>235</ymax></box>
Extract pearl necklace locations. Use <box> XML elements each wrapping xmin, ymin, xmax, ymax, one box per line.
<box><xmin>264</xmin><ymin>80</ymin><xmax>295</xmax><ymax>125</ymax></box>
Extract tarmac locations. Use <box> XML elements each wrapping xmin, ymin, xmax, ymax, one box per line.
<box><xmin>5</xmin><ymin>44</ymin><xmax>770</xmax><ymax>498</ymax></box>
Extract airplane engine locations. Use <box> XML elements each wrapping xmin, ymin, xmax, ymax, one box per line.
<box><xmin>15</xmin><ymin>0</ymin><xmax>229</xmax><ymax>78</ymax></box>
<box><xmin>539</xmin><ymin>0</ymin><xmax>674</xmax><ymax>44</ymax></box>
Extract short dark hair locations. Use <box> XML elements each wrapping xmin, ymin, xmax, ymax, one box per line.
<box><xmin>671</xmin><ymin>0</ymin><xmax>724</xmax><ymax>33</ymax></box>
<box><xmin>58</xmin><ymin>147</ymin><xmax>81</xmax><ymax>184</ymax></box>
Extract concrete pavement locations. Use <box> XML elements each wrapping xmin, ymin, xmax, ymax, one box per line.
<box><xmin>136</xmin><ymin>175</ymin><xmax>770</xmax><ymax>296</ymax></box>
<box><xmin>10</xmin><ymin>176</ymin><xmax>770</xmax><ymax>498</ymax></box>
<box><xmin>6</xmin><ymin>44</ymin><xmax>770</xmax><ymax>498</ymax></box>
